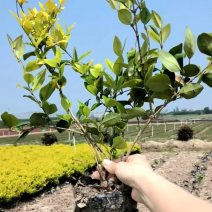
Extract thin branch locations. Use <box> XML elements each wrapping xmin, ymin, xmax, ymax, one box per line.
<box><xmin>16</xmin><ymin>0</ymin><xmax>20</xmax><ymax>17</ymax></box>
<box><xmin>63</xmin><ymin>49</ymin><xmax>73</xmax><ymax>59</ymax></box>
<box><xmin>55</xmin><ymin>127</ymin><xmax>83</xmax><ymax>135</ymax></box>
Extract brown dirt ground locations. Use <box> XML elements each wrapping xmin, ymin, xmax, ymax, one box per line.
<box><xmin>4</xmin><ymin>142</ymin><xmax>212</xmax><ymax>212</ymax></box>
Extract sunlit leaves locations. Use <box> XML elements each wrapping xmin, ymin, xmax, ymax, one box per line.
<box><xmin>118</xmin><ymin>9</ymin><xmax>132</xmax><ymax>25</ymax></box>
<box><xmin>184</xmin><ymin>27</ymin><xmax>196</xmax><ymax>59</ymax></box>
<box><xmin>26</xmin><ymin>61</ymin><xmax>42</xmax><ymax>72</ymax></box>
<box><xmin>14</xmin><ymin>35</ymin><xmax>25</xmax><ymax>59</ymax></box>
<box><xmin>147</xmin><ymin>30</ymin><xmax>160</xmax><ymax>44</ymax></box>
<box><xmin>122</xmin><ymin>107</ymin><xmax>146</xmax><ymax>119</ymax></box>
<box><xmin>113</xmin><ymin>136</ymin><xmax>127</xmax><ymax>149</ymax></box>
<box><xmin>42</xmin><ymin>102</ymin><xmax>57</xmax><ymax>115</ymax></box>
<box><xmin>151</xmin><ymin>10</ymin><xmax>162</xmax><ymax>29</ymax></box>
<box><xmin>113</xmin><ymin>36</ymin><xmax>122</xmax><ymax>56</ymax></box>
<box><xmin>24</xmin><ymin>73</ymin><xmax>34</xmax><ymax>85</ymax></box>
<box><xmin>161</xmin><ymin>24</ymin><xmax>171</xmax><ymax>44</ymax></box>
<box><xmin>158</xmin><ymin>50</ymin><xmax>181</xmax><ymax>72</ymax></box>
<box><xmin>102</xmin><ymin>113</ymin><xmax>121</xmax><ymax>126</ymax></box>
<box><xmin>61</xmin><ymin>95</ymin><xmax>72</xmax><ymax>112</ymax></box>
<box><xmin>39</xmin><ymin>79</ymin><xmax>57</xmax><ymax>102</ymax></box>
<box><xmin>32</xmin><ymin>69</ymin><xmax>46</xmax><ymax>91</ymax></box>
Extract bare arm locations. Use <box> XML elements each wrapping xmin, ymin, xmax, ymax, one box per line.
<box><xmin>100</xmin><ymin>155</ymin><xmax>212</xmax><ymax>212</ymax></box>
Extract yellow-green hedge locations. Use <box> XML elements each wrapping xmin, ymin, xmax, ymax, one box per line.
<box><xmin>0</xmin><ymin>143</ymin><xmax>141</xmax><ymax>203</ymax></box>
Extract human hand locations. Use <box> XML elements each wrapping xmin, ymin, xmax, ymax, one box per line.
<box><xmin>93</xmin><ymin>154</ymin><xmax>154</xmax><ymax>203</ymax></box>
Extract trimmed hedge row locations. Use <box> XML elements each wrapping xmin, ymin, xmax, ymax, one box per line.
<box><xmin>0</xmin><ymin>143</ymin><xmax>141</xmax><ymax>203</ymax></box>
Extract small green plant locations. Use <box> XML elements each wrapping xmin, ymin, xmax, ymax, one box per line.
<box><xmin>197</xmin><ymin>173</ymin><xmax>204</xmax><ymax>184</ymax></box>
<box><xmin>1</xmin><ymin>0</ymin><xmax>212</xmax><ymax>185</ymax></box>
<box><xmin>41</xmin><ymin>132</ymin><xmax>58</xmax><ymax>146</ymax></box>
<box><xmin>177</xmin><ymin>125</ymin><xmax>194</xmax><ymax>141</ymax></box>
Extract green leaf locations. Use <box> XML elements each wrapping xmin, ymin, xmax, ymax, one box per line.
<box><xmin>152</xmin><ymin>10</ymin><xmax>162</xmax><ymax>28</ymax></box>
<box><xmin>108</xmin><ymin>0</ymin><xmax>117</xmax><ymax>10</ymax></box>
<box><xmin>82</xmin><ymin>106</ymin><xmax>91</xmax><ymax>118</ymax></box>
<box><xmin>23</xmin><ymin>95</ymin><xmax>39</xmax><ymax>104</ymax></box>
<box><xmin>144</xmin><ymin>65</ymin><xmax>154</xmax><ymax>89</ymax></box>
<box><xmin>14</xmin><ymin>35</ymin><xmax>25</xmax><ymax>59</ymax></box>
<box><xmin>103</xmin><ymin>96</ymin><xmax>125</xmax><ymax>113</ymax></box>
<box><xmin>81</xmin><ymin>118</ymin><xmax>98</xmax><ymax>127</ymax></box>
<box><xmin>113</xmin><ymin>136</ymin><xmax>127</xmax><ymax>149</ymax></box>
<box><xmin>113</xmin><ymin>56</ymin><xmax>124</xmax><ymax>76</ymax></box>
<box><xmin>197</xmin><ymin>33</ymin><xmax>212</xmax><ymax>57</ymax></box>
<box><xmin>26</xmin><ymin>60</ymin><xmax>42</xmax><ymax>72</ymax></box>
<box><xmin>105</xmin><ymin>59</ymin><xmax>114</xmax><ymax>71</ymax></box>
<box><xmin>30</xmin><ymin>113</ymin><xmax>49</xmax><ymax>127</ymax></box>
<box><xmin>54</xmin><ymin>47</ymin><xmax>62</xmax><ymax>64</ymax></box>
<box><xmin>1</xmin><ymin>112</ymin><xmax>19</xmax><ymax>129</ymax></box>
<box><xmin>122</xmin><ymin>107</ymin><xmax>147</xmax><ymax>119</ymax></box>
<box><xmin>16</xmin><ymin>130</ymin><xmax>31</xmax><ymax>143</ymax></box>
<box><xmin>102</xmin><ymin>72</ymin><xmax>116</xmax><ymax>90</ymax></box>
<box><xmin>42</xmin><ymin>102</ymin><xmax>57</xmax><ymax>115</ymax></box>
<box><xmin>79</xmin><ymin>51</ymin><xmax>92</xmax><ymax>61</ymax></box>
<box><xmin>43</xmin><ymin>59</ymin><xmax>57</xmax><ymax>67</ymax></box>
<box><xmin>56</xmin><ymin>120</ymin><xmax>69</xmax><ymax>133</ymax></box>
<box><xmin>158</xmin><ymin>50</ymin><xmax>181</xmax><ymax>72</ymax></box>
<box><xmin>153</xmin><ymin>89</ymin><xmax>173</xmax><ymax>100</ymax></box>
<box><xmin>161</xmin><ymin>24</ymin><xmax>171</xmax><ymax>44</ymax></box>
<box><xmin>24</xmin><ymin>73</ymin><xmax>34</xmax><ymax>85</ymax></box>
<box><xmin>140</xmin><ymin>8</ymin><xmax>152</xmax><ymax>25</ymax></box>
<box><xmin>127</xmin><ymin>48</ymin><xmax>136</xmax><ymax>62</ymax></box>
<box><xmin>202</xmin><ymin>73</ymin><xmax>212</xmax><ymax>87</ymax></box>
<box><xmin>118</xmin><ymin>9</ymin><xmax>132</xmax><ymax>25</ymax></box>
<box><xmin>169</xmin><ymin>43</ymin><xmax>183</xmax><ymax>69</ymax></box>
<box><xmin>102</xmin><ymin>113</ymin><xmax>121</xmax><ymax>126</ymax></box>
<box><xmin>149</xmin><ymin>25</ymin><xmax>159</xmax><ymax>35</ymax></box>
<box><xmin>130</xmin><ymin>88</ymin><xmax>146</xmax><ymax>107</ymax></box>
<box><xmin>39</xmin><ymin>79</ymin><xmax>57</xmax><ymax>102</ymax></box>
<box><xmin>57</xmin><ymin>114</ymin><xmax>72</xmax><ymax>122</ymax></box>
<box><xmin>113</xmin><ymin>36</ymin><xmax>122</xmax><ymax>56</ymax></box>
<box><xmin>182</xmin><ymin>64</ymin><xmax>200</xmax><ymax>77</ymax></box>
<box><xmin>7</xmin><ymin>34</ymin><xmax>13</xmax><ymax>48</ymax></box>
<box><xmin>184</xmin><ymin>27</ymin><xmax>196</xmax><ymax>59</ymax></box>
<box><xmin>23</xmin><ymin>51</ymin><xmax>36</xmax><ymax>61</ymax></box>
<box><xmin>61</xmin><ymin>95</ymin><xmax>72</xmax><ymax>112</ymax></box>
<box><xmin>141</xmin><ymin>40</ymin><xmax>148</xmax><ymax>57</ymax></box>
<box><xmin>73</xmin><ymin>47</ymin><xmax>78</xmax><ymax>62</ymax></box>
<box><xmin>179</xmin><ymin>83</ymin><xmax>203</xmax><ymax>99</ymax></box>
<box><xmin>147</xmin><ymin>30</ymin><xmax>160</xmax><ymax>44</ymax></box>
<box><xmin>32</xmin><ymin>69</ymin><xmax>46</xmax><ymax>91</ymax></box>
<box><xmin>119</xmin><ymin>79</ymin><xmax>143</xmax><ymax>89</ymax></box>
<box><xmin>91</xmin><ymin>103</ymin><xmax>102</xmax><ymax>111</ymax></box>
<box><xmin>117</xmin><ymin>76</ymin><xmax>124</xmax><ymax>89</ymax></box>
<box><xmin>147</xmin><ymin>74</ymin><xmax>171</xmax><ymax>92</ymax></box>
<box><xmin>85</xmin><ymin>84</ymin><xmax>98</xmax><ymax>96</ymax></box>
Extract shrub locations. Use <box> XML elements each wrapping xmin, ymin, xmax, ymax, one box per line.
<box><xmin>177</xmin><ymin>125</ymin><xmax>194</xmax><ymax>141</ymax></box>
<box><xmin>0</xmin><ymin>143</ymin><xmax>141</xmax><ymax>203</ymax></box>
<box><xmin>41</xmin><ymin>133</ymin><xmax>58</xmax><ymax>146</ymax></box>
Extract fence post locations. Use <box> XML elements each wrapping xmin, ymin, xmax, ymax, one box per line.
<box><xmin>73</xmin><ymin>133</ymin><xmax>76</xmax><ymax>151</ymax></box>
<box><xmin>68</xmin><ymin>131</ymin><xmax>71</xmax><ymax>141</ymax></box>
<box><xmin>152</xmin><ymin>126</ymin><xmax>154</xmax><ymax>137</ymax></box>
<box><xmin>165</xmin><ymin>122</ymin><xmax>167</xmax><ymax>132</ymax></box>
<box><xmin>174</xmin><ymin>122</ymin><xmax>176</xmax><ymax>130</ymax></box>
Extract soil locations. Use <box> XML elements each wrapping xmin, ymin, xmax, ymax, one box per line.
<box><xmin>2</xmin><ymin>142</ymin><xmax>212</xmax><ymax>212</ymax></box>
<box><xmin>141</xmin><ymin>139</ymin><xmax>212</xmax><ymax>152</ymax></box>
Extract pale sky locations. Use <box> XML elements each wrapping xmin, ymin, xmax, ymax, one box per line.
<box><xmin>1</xmin><ymin>0</ymin><xmax>212</xmax><ymax>118</ymax></box>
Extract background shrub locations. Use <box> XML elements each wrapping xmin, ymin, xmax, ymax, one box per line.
<box><xmin>177</xmin><ymin>125</ymin><xmax>194</xmax><ymax>141</ymax></box>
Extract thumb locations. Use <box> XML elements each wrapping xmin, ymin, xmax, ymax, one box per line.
<box><xmin>102</xmin><ymin>159</ymin><xmax>117</xmax><ymax>174</ymax></box>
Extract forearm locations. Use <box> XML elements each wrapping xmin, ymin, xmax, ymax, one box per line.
<box><xmin>136</xmin><ymin>174</ymin><xmax>212</xmax><ymax>212</ymax></box>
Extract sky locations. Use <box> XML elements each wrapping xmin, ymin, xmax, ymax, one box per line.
<box><xmin>0</xmin><ymin>0</ymin><xmax>212</xmax><ymax>118</ymax></box>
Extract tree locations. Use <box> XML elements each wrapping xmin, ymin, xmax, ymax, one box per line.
<box><xmin>203</xmin><ymin>107</ymin><xmax>210</xmax><ymax>114</ymax></box>
<box><xmin>176</xmin><ymin>107</ymin><xmax>180</xmax><ymax>112</ymax></box>
<box><xmin>2</xmin><ymin>0</ymin><xmax>212</xmax><ymax>211</ymax></box>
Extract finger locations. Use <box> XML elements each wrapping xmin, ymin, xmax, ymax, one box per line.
<box><xmin>102</xmin><ymin>159</ymin><xmax>117</xmax><ymax>174</ymax></box>
<box><xmin>92</xmin><ymin>171</ymin><xmax>100</xmax><ymax>180</ymax></box>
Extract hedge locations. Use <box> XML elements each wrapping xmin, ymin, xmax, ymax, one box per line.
<box><xmin>0</xmin><ymin>143</ymin><xmax>141</xmax><ymax>203</ymax></box>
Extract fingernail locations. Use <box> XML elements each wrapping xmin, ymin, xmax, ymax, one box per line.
<box><xmin>103</xmin><ymin>159</ymin><xmax>112</xmax><ymax>168</ymax></box>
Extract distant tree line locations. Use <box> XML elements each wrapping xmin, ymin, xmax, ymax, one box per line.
<box><xmin>171</xmin><ymin>107</ymin><xmax>212</xmax><ymax>115</ymax></box>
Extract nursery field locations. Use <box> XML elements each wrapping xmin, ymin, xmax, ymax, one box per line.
<box><xmin>1</xmin><ymin>122</ymin><xmax>212</xmax><ymax>146</ymax></box>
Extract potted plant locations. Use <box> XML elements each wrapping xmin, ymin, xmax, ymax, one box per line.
<box><xmin>1</xmin><ymin>0</ymin><xmax>212</xmax><ymax>211</ymax></box>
